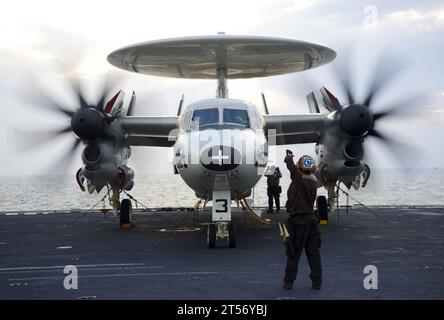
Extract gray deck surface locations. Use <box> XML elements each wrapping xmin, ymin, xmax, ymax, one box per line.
<box><xmin>0</xmin><ymin>207</ymin><xmax>443</xmax><ymax>299</ymax></box>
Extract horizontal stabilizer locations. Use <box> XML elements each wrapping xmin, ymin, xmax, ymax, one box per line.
<box><xmin>307</xmin><ymin>91</ymin><xmax>320</xmax><ymax>113</ymax></box>
<box><xmin>104</xmin><ymin>90</ymin><xmax>125</xmax><ymax>115</ymax></box>
<box><xmin>320</xmin><ymin>87</ymin><xmax>341</xmax><ymax>112</ymax></box>
<box><xmin>127</xmin><ymin>91</ymin><xmax>136</xmax><ymax>116</ymax></box>
<box><xmin>261</xmin><ymin>92</ymin><xmax>270</xmax><ymax>115</ymax></box>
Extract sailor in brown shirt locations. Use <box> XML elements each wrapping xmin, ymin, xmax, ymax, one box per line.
<box><xmin>283</xmin><ymin>149</ymin><xmax>322</xmax><ymax>290</ymax></box>
<box><xmin>265</xmin><ymin>166</ymin><xmax>282</xmax><ymax>213</ymax></box>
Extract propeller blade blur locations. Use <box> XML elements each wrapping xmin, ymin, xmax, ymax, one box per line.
<box><xmin>363</xmin><ymin>52</ymin><xmax>409</xmax><ymax>108</ymax></box>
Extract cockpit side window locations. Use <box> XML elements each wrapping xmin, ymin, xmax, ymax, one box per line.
<box><xmin>223</xmin><ymin>109</ymin><xmax>250</xmax><ymax>128</ymax></box>
<box><xmin>191</xmin><ymin>108</ymin><xmax>219</xmax><ymax>129</ymax></box>
<box><xmin>182</xmin><ymin>110</ymin><xmax>192</xmax><ymax>130</ymax></box>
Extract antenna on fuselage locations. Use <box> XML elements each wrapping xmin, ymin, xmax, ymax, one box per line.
<box><xmin>177</xmin><ymin>94</ymin><xmax>185</xmax><ymax>116</ymax></box>
<box><xmin>261</xmin><ymin>92</ymin><xmax>270</xmax><ymax>115</ymax></box>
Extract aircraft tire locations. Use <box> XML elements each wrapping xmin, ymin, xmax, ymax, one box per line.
<box><xmin>208</xmin><ymin>224</ymin><xmax>216</xmax><ymax>248</ymax></box>
<box><xmin>120</xmin><ymin>199</ymin><xmax>132</xmax><ymax>226</ymax></box>
<box><xmin>316</xmin><ymin>195</ymin><xmax>328</xmax><ymax>222</ymax></box>
<box><xmin>228</xmin><ymin>223</ymin><xmax>236</xmax><ymax>248</ymax></box>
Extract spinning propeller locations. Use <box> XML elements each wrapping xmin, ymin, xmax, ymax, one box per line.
<box><xmin>17</xmin><ymin>76</ymin><xmax>121</xmax><ymax>171</ymax></box>
<box><xmin>316</xmin><ymin>48</ymin><xmax>423</xmax><ymax>162</ymax></box>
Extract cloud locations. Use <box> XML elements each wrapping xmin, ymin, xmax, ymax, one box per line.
<box><xmin>381</xmin><ymin>7</ymin><xmax>444</xmax><ymax>32</ymax></box>
<box><xmin>283</xmin><ymin>0</ymin><xmax>322</xmax><ymax>13</ymax></box>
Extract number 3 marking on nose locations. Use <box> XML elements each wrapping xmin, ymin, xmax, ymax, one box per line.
<box><xmin>215</xmin><ymin>199</ymin><xmax>228</xmax><ymax>212</ymax></box>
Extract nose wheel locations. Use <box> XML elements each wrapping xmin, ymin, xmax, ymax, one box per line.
<box><xmin>228</xmin><ymin>223</ymin><xmax>236</xmax><ymax>248</ymax></box>
<box><xmin>207</xmin><ymin>222</ymin><xmax>236</xmax><ymax>248</ymax></box>
<box><xmin>207</xmin><ymin>224</ymin><xmax>216</xmax><ymax>248</ymax></box>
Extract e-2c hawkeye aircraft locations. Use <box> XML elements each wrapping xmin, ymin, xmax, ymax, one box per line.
<box><xmin>28</xmin><ymin>34</ymin><xmax>407</xmax><ymax>248</ymax></box>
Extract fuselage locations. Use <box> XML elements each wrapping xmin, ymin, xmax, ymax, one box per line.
<box><xmin>173</xmin><ymin>98</ymin><xmax>268</xmax><ymax>200</ymax></box>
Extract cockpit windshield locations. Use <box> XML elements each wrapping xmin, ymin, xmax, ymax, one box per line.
<box><xmin>189</xmin><ymin>107</ymin><xmax>251</xmax><ymax>130</ymax></box>
<box><xmin>191</xmin><ymin>108</ymin><xmax>219</xmax><ymax>129</ymax></box>
<box><xmin>223</xmin><ymin>109</ymin><xmax>250</xmax><ymax>128</ymax></box>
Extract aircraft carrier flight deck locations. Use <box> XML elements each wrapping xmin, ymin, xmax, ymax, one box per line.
<box><xmin>0</xmin><ymin>207</ymin><xmax>443</xmax><ymax>300</ymax></box>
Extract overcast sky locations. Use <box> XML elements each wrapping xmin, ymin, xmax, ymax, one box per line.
<box><xmin>0</xmin><ymin>0</ymin><xmax>443</xmax><ymax>176</ymax></box>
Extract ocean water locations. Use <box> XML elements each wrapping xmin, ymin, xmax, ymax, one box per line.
<box><xmin>0</xmin><ymin>169</ymin><xmax>443</xmax><ymax>212</ymax></box>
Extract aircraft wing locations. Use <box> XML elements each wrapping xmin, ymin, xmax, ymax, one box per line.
<box><xmin>119</xmin><ymin>116</ymin><xmax>179</xmax><ymax>147</ymax></box>
<box><xmin>119</xmin><ymin>113</ymin><xmax>326</xmax><ymax>147</ymax></box>
<box><xmin>263</xmin><ymin>114</ymin><xmax>326</xmax><ymax>145</ymax></box>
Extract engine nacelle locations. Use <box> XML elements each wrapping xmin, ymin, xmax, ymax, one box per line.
<box><xmin>308</xmin><ymin>88</ymin><xmax>376</xmax><ymax>190</ymax></box>
<box><xmin>118</xmin><ymin>165</ymin><xmax>135</xmax><ymax>191</ymax></box>
<box><xmin>78</xmin><ymin>162</ymin><xmax>119</xmax><ymax>193</ymax></box>
<box><xmin>76</xmin><ymin>138</ymin><xmax>133</xmax><ymax>193</ymax></box>
<box><xmin>82</xmin><ymin>144</ymin><xmax>103</xmax><ymax>171</ymax></box>
<box><xmin>316</xmin><ymin>131</ymin><xmax>365</xmax><ymax>187</ymax></box>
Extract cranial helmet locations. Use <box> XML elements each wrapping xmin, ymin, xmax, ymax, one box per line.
<box><xmin>298</xmin><ymin>155</ymin><xmax>316</xmax><ymax>173</ymax></box>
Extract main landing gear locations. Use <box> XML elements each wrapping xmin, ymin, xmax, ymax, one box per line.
<box><xmin>109</xmin><ymin>185</ymin><xmax>134</xmax><ymax>229</ymax></box>
<box><xmin>207</xmin><ymin>222</ymin><xmax>236</xmax><ymax>249</ymax></box>
<box><xmin>119</xmin><ymin>198</ymin><xmax>133</xmax><ymax>228</ymax></box>
<box><xmin>316</xmin><ymin>195</ymin><xmax>329</xmax><ymax>224</ymax></box>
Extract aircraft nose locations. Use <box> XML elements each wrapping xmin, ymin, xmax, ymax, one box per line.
<box><xmin>200</xmin><ymin>145</ymin><xmax>241</xmax><ymax>171</ymax></box>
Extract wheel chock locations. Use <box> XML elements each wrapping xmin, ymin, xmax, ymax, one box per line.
<box><xmin>319</xmin><ymin>220</ymin><xmax>328</xmax><ymax>225</ymax></box>
<box><xmin>121</xmin><ymin>222</ymin><xmax>135</xmax><ymax>229</ymax></box>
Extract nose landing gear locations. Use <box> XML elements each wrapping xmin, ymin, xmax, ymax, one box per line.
<box><xmin>207</xmin><ymin>190</ymin><xmax>236</xmax><ymax>248</ymax></box>
<box><xmin>207</xmin><ymin>222</ymin><xmax>236</xmax><ymax>248</ymax></box>
<box><xmin>109</xmin><ymin>185</ymin><xmax>134</xmax><ymax>229</ymax></box>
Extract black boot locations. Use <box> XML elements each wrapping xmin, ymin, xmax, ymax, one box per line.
<box><xmin>283</xmin><ymin>281</ymin><xmax>293</xmax><ymax>290</ymax></box>
<box><xmin>311</xmin><ymin>281</ymin><xmax>322</xmax><ymax>290</ymax></box>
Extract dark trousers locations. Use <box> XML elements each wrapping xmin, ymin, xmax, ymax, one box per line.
<box><xmin>267</xmin><ymin>186</ymin><xmax>280</xmax><ymax>211</ymax></box>
<box><xmin>284</xmin><ymin>214</ymin><xmax>322</xmax><ymax>284</ymax></box>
